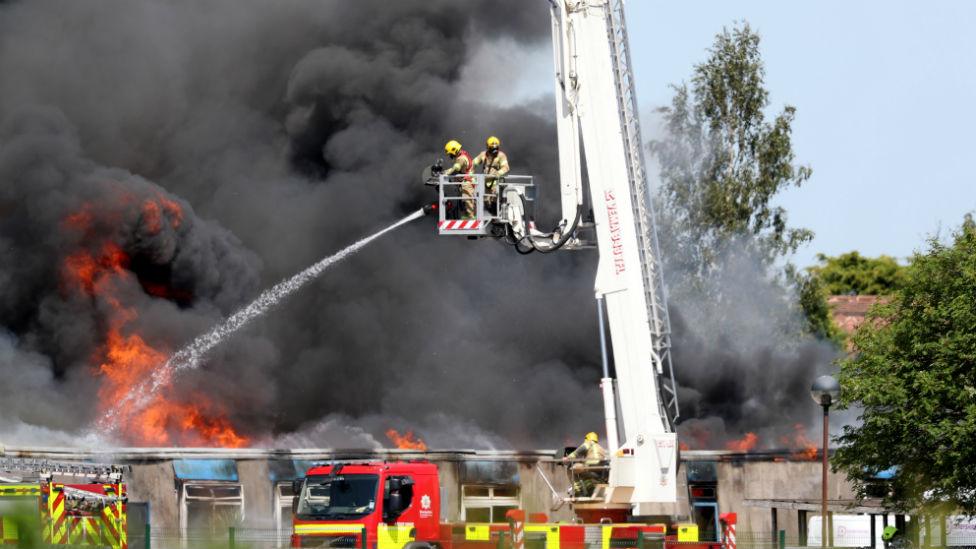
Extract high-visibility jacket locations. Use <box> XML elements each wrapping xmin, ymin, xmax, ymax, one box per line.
<box><xmin>444</xmin><ymin>150</ymin><xmax>474</xmax><ymax>180</ymax></box>
<box><xmin>474</xmin><ymin>150</ymin><xmax>510</xmax><ymax>177</ymax></box>
<box><xmin>569</xmin><ymin>439</ymin><xmax>608</xmax><ymax>465</ymax></box>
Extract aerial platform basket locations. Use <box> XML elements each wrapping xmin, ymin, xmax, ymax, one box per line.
<box><xmin>433</xmin><ymin>173</ymin><xmax>536</xmax><ymax>237</ymax></box>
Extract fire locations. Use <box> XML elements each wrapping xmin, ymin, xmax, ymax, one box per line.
<box><xmin>386</xmin><ymin>429</ymin><xmax>428</xmax><ymax>451</ymax></box>
<box><xmin>780</xmin><ymin>423</ymin><xmax>819</xmax><ymax>460</ymax></box>
<box><xmin>158</xmin><ymin>195</ymin><xmax>184</xmax><ymax>228</ymax></box>
<box><xmin>142</xmin><ymin>200</ymin><xmax>163</xmax><ymax>235</ymax></box>
<box><xmin>63</xmin><ymin>205</ymin><xmax>94</xmax><ymax>232</ymax></box>
<box><xmin>62</xmin><ymin>243</ymin><xmax>129</xmax><ymax>294</ymax></box>
<box><xmin>60</xmin><ymin>201</ymin><xmax>248</xmax><ymax>448</ymax></box>
<box><xmin>725</xmin><ymin>432</ymin><xmax>759</xmax><ymax>452</ymax></box>
<box><xmin>135</xmin><ymin>398</ymin><xmax>249</xmax><ymax>448</ymax></box>
<box><xmin>140</xmin><ymin>195</ymin><xmax>183</xmax><ymax>235</ymax></box>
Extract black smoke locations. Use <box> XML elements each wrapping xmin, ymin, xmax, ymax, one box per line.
<box><xmin>0</xmin><ymin>0</ymin><xmax>836</xmax><ymax>451</ymax></box>
<box><xmin>0</xmin><ymin>0</ymin><xmax>600</xmax><ymax>448</ymax></box>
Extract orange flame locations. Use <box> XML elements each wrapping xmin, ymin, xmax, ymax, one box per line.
<box><xmin>780</xmin><ymin>424</ymin><xmax>819</xmax><ymax>460</ymax></box>
<box><xmin>142</xmin><ymin>200</ymin><xmax>163</xmax><ymax>235</ymax></box>
<box><xmin>725</xmin><ymin>432</ymin><xmax>759</xmax><ymax>452</ymax></box>
<box><xmin>386</xmin><ymin>429</ymin><xmax>427</xmax><ymax>450</ymax></box>
<box><xmin>61</xmin><ymin>203</ymin><xmax>247</xmax><ymax>448</ymax></box>
<box><xmin>62</xmin><ymin>243</ymin><xmax>129</xmax><ymax>295</ymax></box>
<box><xmin>141</xmin><ymin>196</ymin><xmax>183</xmax><ymax>235</ymax></box>
<box><xmin>158</xmin><ymin>195</ymin><xmax>184</xmax><ymax>229</ymax></box>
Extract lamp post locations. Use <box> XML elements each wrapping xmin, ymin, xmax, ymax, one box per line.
<box><xmin>811</xmin><ymin>375</ymin><xmax>841</xmax><ymax>548</ymax></box>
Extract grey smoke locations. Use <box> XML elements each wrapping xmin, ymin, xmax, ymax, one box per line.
<box><xmin>0</xmin><ymin>0</ymin><xmax>835</xmax><ymax>451</ymax></box>
<box><xmin>0</xmin><ymin>0</ymin><xmax>598</xmax><ymax>448</ymax></box>
<box><xmin>662</xmin><ymin>236</ymin><xmax>842</xmax><ymax>448</ymax></box>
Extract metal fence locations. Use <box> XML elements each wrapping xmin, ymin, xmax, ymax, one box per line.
<box><xmin>12</xmin><ymin>528</ymin><xmax>976</xmax><ymax>549</ymax></box>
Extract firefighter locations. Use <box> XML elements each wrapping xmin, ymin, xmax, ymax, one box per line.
<box><xmin>443</xmin><ymin>139</ymin><xmax>476</xmax><ymax>219</ymax></box>
<box><xmin>473</xmin><ymin>136</ymin><xmax>510</xmax><ymax>214</ymax></box>
<box><xmin>565</xmin><ymin>431</ymin><xmax>608</xmax><ymax>465</ymax></box>
<box><xmin>882</xmin><ymin>525</ymin><xmax>911</xmax><ymax>549</ymax></box>
<box><xmin>563</xmin><ymin>432</ymin><xmax>608</xmax><ymax>497</ymax></box>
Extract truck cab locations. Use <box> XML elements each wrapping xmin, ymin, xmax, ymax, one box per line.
<box><xmin>291</xmin><ymin>462</ymin><xmax>440</xmax><ymax>549</ymax></box>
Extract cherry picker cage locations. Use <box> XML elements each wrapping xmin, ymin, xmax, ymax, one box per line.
<box><xmin>432</xmin><ymin>173</ymin><xmax>536</xmax><ymax>237</ymax></box>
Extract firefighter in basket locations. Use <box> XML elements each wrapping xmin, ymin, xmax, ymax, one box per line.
<box><xmin>473</xmin><ymin>136</ymin><xmax>510</xmax><ymax>215</ymax></box>
<box><xmin>443</xmin><ymin>139</ymin><xmax>476</xmax><ymax>219</ymax></box>
<box><xmin>562</xmin><ymin>432</ymin><xmax>608</xmax><ymax>497</ymax></box>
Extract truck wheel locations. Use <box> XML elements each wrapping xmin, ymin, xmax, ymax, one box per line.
<box><xmin>404</xmin><ymin>543</ymin><xmax>434</xmax><ymax>549</ymax></box>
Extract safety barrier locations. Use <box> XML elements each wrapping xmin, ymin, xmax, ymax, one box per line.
<box><xmin>434</xmin><ymin>174</ymin><xmax>535</xmax><ymax>236</ymax></box>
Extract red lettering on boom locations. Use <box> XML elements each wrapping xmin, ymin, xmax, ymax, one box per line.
<box><xmin>604</xmin><ymin>191</ymin><xmax>625</xmax><ymax>274</ymax></box>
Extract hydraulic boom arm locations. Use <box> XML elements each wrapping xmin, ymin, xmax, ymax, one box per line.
<box><xmin>549</xmin><ymin>0</ymin><xmax>679</xmax><ymax>511</ymax></box>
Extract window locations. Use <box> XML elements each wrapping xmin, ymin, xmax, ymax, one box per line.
<box><xmin>461</xmin><ymin>485</ymin><xmax>519</xmax><ymax>523</ymax></box>
<box><xmin>295</xmin><ymin>475</ymin><xmax>378</xmax><ymax>520</ymax></box>
<box><xmin>180</xmin><ymin>483</ymin><xmax>244</xmax><ymax>539</ymax></box>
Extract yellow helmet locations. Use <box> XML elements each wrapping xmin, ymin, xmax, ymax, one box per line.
<box><xmin>486</xmin><ymin>136</ymin><xmax>501</xmax><ymax>149</ymax></box>
<box><xmin>445</xmin><ymin>140</ymin><xmax>462</xmax><ymax>157</ymax></box>
<box><xmin>585</xmin><ymin>432</ymin><xmax>599</xmax><ymax>443</ymax></box>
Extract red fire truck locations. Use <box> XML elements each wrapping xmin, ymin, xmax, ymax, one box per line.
<box><xmin>289</xmin><ymin>461</ymin><xmax>686</xmax><ymax>549</ymax></box>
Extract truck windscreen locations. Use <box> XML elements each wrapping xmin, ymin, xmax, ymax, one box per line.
<box><xmin>296</xmin><ymin>475</ymin><xmax>379</xmax><ymax>520</ymax></box>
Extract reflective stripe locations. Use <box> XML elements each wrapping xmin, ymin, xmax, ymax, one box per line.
<box><xmin>1</xmin><ymin>516</ymin><xmax>19</xmax><ymax>543</ymax></box>
<box><xmin>439</xmin><ymin>220</ymin><xmax>481</xmax><ymax>230</ymax></box>
<box><xmin>601</xmin><ymin>525</ymin><xmax>613</xmax><ymax>549</ymax></box>
<box><xmin>525</xmin><ymin>524</ymin><xmax>560</xmax><ymax>549</ymax></box>
<box><xmin>0</xmin><ymin>484</ymin><xmax>40</xmax><ymax>497</ymax></box>
<box><xmin>42</xmin><ymin>483</ymin><xmax>126</xmax><ymax>549</ymax></box>
<box><xmin>378</xmin><ymin>523</ymin><xmax>415</xmax><ymax>549</ymax></box>
<box><xmin>465</xmin><ymin>524</ymin><xmax>491</xmax><ymax>541</ymax></box>
<box><xmin>294</xmin><ymin>523</ymin><xmax>365</xmax><ymax>535</ymax></box>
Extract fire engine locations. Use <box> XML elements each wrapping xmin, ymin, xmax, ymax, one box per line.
<box><xmin>0</xmin><ymin>459</ymin><xmax>128</xmax><ymax>549</ymax></box>
<box><xmin>289</xmin><ymin>461</ymin><xmax>706</xmax><ymax>549</ymax></box>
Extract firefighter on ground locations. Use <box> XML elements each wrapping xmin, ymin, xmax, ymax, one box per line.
<box><xmin>443</xmin><ymin>139</ymin><xmax>476</xmax><ymax>219</ymax></box>
<box><xmin>562</xmin><ymin>432</ymin><xmax>608</xmax><ymax>497</ymax></box>
<box><xmin>882</xmin><ymin>526</ymin><xmax>911</xmax><ymax>549</ymax></box>
<box><xmin>473</xmin><ymin>136</ymin><xmax>510</xmax><ymax>214</ymax></box>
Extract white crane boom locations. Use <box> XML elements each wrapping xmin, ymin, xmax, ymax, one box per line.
<box><xmin>549</xmin><ymin>0</ymin><xmax>679</xmax><ymax>510</ymax></box>
<box><xmin>425</xmin><ymin>0</ymin><xmax>680</xmax><ymax>515</ymax></box>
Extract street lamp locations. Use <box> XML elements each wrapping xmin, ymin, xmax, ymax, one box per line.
<box><xmin>811</xmin><ymin>375</ymin><xmax>841</xmax><ymax>548</ymax></box>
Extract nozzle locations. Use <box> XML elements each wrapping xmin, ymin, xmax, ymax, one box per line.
<box><xmin>422</xmin><ymin>203</ymin><xmax>438</xmax><ymax>215</ymax></box>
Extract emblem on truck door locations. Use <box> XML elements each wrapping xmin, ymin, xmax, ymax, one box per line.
<box><xmin>419</xmin><ymin>494</ymin><xmax>432</xmax><ymax>518</ymax></box>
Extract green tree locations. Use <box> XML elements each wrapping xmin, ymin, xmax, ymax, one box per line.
<box><xmin>650</xmin><ymin>22</ymin><xmax>813</xmax><ymax>282</ymax></box>
<box><xmin>833</xmin><ymin>219</ymin><xmax>976</xmax><ymax>514</ymax></box>
<box><xmin>788</xmin><ymin>265</ymin><xmax>844</xmax><ymax>344</ymax></box>
<box><xmin>808</xmin><ymin>251</ymin><xmax>906</xmax><ymax>295</ymax></box>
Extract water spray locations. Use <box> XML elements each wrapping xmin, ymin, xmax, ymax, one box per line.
<box><xmin>97</xmin><ymin>208</ymin><xmax>428</xmax><ymax>436</ymax></box>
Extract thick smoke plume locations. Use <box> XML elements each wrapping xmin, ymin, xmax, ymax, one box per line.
<box><xmin>0</xmin><ymin>0</ymin><xmax>836</xmax><ymax>451</ymax></box>
<box><xmin>662</xmin><ymin>238</ymin><xmax>842</xmax><ymax>449</ymax></box>
<box><xmin>0</xmin><ymin>0</ymin><xmax>599</xmax><ymax>448</ymax></box>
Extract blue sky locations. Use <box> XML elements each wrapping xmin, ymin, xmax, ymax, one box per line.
<box><xmin>625</xmin><ymin>1</ymin><xmax>976</xmax><ymax>268</ymax></box>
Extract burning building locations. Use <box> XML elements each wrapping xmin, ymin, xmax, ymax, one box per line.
<box><xmin>0</xmin><ymin>446</ymin><xmax>862</xmax><ymax>547</ymax></box>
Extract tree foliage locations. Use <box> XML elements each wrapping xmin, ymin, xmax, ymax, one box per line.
<box><xmin>788</xmin><ymin>265</ymin><xmax>844</xmax><ymax>344</ymax></box>
<box><xmin>833</xmin><ymin>220</ymin><xmax>976</xmax><ymax>514</ymax></box>
<box><xmin>808</xmin><ymin>251</ymin><xmax>906</xmax><ymax>296</ymax></box>
<box><xmin>650</xmin><ymin>22</ymin><xmax>813</xmax><ymax>282</ymax></box>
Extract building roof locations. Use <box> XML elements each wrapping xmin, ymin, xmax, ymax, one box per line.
<box><xmin>829</xmin><ymin>295</ymin><xmax>883</xmax><ymax>334</ymax></box>
<box><xmin>744</xmin><ymin>498</ymin><xmax>889</xmax><ymax>514</ymax></box>
<box><xmin>0</xmin><ymin>446</ymin><xmax>820</xmax><ymax>463</ymax></box>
